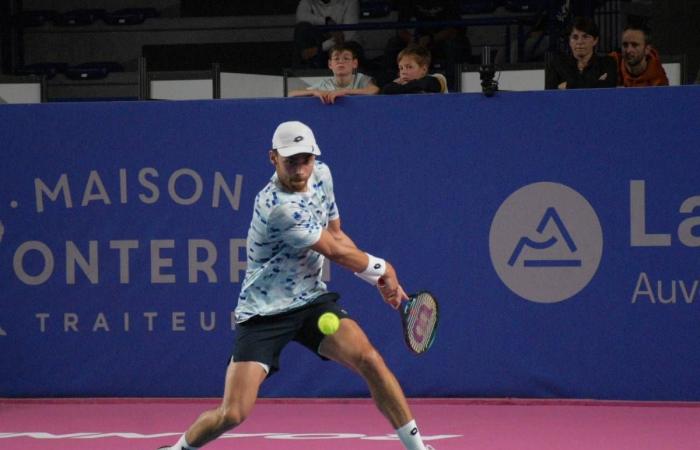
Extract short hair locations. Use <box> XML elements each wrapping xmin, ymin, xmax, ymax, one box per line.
<box><xmin>568</xmin><ymin>16</ymin><xmax>600</xmax><ymax>39</ymax></box>
<box><xmin>397</xmin><ymin>44</ymin><xmax>431</xmax><ymax>68</ymax></box>
<box><xmin>328</xmin><ymin>43</ymin><xmax>358</xmax><ymax>60</ymax></box>
<box><xmin>623</xmin><ymin>23</ymin><xmax>652</xmax><ymax>45</ymax></box>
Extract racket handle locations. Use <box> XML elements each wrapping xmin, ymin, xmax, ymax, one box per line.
<box><xmin>377</xmin><ymin>278</ymin><xmax>401</xmax><ymax>309</ymax></box>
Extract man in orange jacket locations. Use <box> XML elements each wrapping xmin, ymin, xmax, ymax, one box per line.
<box><xmin>610</xmin><ymin>24</ymin><xmax>668</xmax><ymax>87</ymax></box>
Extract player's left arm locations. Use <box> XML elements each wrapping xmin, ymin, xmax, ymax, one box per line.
<box><xmin>326</xmin><ymin>218</ymin><xmax>358</xmax><ymax>249</ymax></box>
<box><xmin>311</xmin><ymin>222</ymin><xmax>407</xmax><ymax>308</ymax></box>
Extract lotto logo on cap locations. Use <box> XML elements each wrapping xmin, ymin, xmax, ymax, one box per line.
<box><xmin>272</xmin><ymin>121</ymin><xmax>321</xmax><ymax>157</ymax></box>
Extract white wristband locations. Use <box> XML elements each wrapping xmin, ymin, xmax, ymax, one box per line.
<box><xmin>354</xmin><ymin>253</ymin><xmax>386</xmax><ymax>286</ymax></box>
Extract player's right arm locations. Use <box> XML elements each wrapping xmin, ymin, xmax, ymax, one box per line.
<box><xmin>311</xmin><ymin>225</ymin><xmax>407</xmax><ymax>308</ymax></box>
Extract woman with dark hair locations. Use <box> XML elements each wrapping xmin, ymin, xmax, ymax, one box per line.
<box><xmin>545</xmin><ymin>17</ymin><xmax>617</xmax><ymax>89</ymax></box>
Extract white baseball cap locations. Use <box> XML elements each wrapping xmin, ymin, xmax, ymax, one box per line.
<box><xmin>272</xmin><ymin>121</ymin><xmax>321</xmax><ymax>157</ymax></box>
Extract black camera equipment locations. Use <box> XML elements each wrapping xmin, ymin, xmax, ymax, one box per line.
<box><xmin>479</xmin><ymin>46</ymin><xmax>498</xmax><ymax>97</ymax></box>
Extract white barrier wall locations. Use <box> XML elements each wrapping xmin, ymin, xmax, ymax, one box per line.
<box><xmin>220</xmin><ymin>73</ymin><xmax>288</xmax><ymax>99</ymax></box>
<box><xmin>0</xmin><ymin>82</ymin><xmax>43</xmax><ymax>104</ymax></box>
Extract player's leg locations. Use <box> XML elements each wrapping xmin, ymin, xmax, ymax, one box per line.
<box><xmin>319</xmin><ymin>318</ymin><xmax>410</xmax><ymax>425</ymax></box>
<box><xmin>188</xmin><ymin>361</ymin><xmax>266</xmax><ymax>446</ymax></box>
<box><xmin>318</xmin><ymin>318</ymin><xmax>430</xmax><ymax>450</ymax></box>
<box><xmin>159</xmin><ymin>361</ymin><xmax>266</xmax><ymax>449</ymax></box>
<box><xmin>163</xmin><ymin>310</ymin><xmax>301</xmax><ymax>449</ymax></box>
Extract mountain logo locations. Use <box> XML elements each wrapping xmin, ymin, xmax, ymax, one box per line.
<box><xmin>489</xmin><ymin>182</ymin><xmax>603</xmax><ymax>303</ymax></box>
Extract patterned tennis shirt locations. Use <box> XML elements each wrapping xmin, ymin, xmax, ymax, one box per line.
<box><xmin>235</xmin><ymin>160</ymin><xmax>338</xmax><ymax>322</ymax></box>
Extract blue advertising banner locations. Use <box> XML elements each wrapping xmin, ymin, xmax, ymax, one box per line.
<box><xmin>1</xmin><ymin>86</ymin><xmax>699</xmax><ymax>400</ymax></box>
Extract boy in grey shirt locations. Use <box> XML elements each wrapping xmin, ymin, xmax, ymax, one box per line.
<box><xmin>290</xmin><ymin>43</ymin><xmax>379</xmax><ymax>104</ymax></box>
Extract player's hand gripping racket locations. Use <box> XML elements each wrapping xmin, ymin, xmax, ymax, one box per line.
<box><xmin>400</xmin><ymin>291</ymin><xmax>439</xmax><ymax>355</ymax></box>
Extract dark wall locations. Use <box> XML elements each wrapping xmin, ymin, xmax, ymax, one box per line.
<box><xmin>649</xmin><ymin>0</ymin><xmax>700</xmax><ymax>82</ymax></box>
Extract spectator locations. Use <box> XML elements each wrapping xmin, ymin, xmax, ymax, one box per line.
<box><xmin>609</xmin><ymin>24</ymin><xmax>668</xmax><ymax>87</ymax></box>
<box><xmin>289</xmin><ymin>43</ymin><xmax>379</xmax><ymax>103</ymax></box>
<box><xmin>381</xmin><ymin>0</ymin><xmax>470</xmax><ymax>90</ymax></box>
<box><xmin>294</xmin><ymin>0</ymin><xmax>363</xmax><ymax>68</ymax></box>
<box><xmin>545</xmin><ymin>17</ymin><xmax>617</xmax><ymax>90</ymax></box>
<box><xmin>380</xmin><ymin>44</ymin><xmax>447</xmax><ymax>95</ymax></box>
<box><xmin>517</xmin><ymin>0</ymin><xmax>570</xmax><ymax>63</ymax></box>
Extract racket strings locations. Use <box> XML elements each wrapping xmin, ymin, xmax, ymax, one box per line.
<box><xmin>406</xmin><ymin>293</ymin><xmax>438</xmax><ymax>353</ymax></box>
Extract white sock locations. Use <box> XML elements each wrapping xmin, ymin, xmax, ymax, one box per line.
<box><xmin>169</xmin><ymin>433</ymin><xmax>199</xmax><ymax>450</ymax></box>
<box><xmin>396</xmin><ymin>419</ymin><xmax>426</xmax><ymax>450</ymax></box>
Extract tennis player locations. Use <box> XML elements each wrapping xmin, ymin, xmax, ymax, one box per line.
<box><xmin>158</xmin><ymin>121</ymin><xmax>434</xmax><ymax>450</ymax></box>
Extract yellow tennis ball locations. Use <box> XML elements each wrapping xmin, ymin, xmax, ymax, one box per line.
<box><xmin>317</xmin><ymin>312</ymin><xmax>340</xmax><ymax>335</ymax></box>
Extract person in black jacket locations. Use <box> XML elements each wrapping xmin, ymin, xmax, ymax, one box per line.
<box><xmin>381</xmin><ymin>44</ymin><xmax>447</xmax><ymax>95</ymax></box>
<box><xmin>545</xmin><ymin>17</ymin><xmax>617</xmax><ymax>90</ymax></box>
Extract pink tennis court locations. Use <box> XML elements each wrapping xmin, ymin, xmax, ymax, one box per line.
<box><xmin>2</xmin><ymin>398</ymin><xmax>700</xmax><ymax>450</ymax></box>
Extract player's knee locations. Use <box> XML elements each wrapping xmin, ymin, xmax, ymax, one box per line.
<box><xmin>218</xmin><ymin>405</ymin><xmax>249</xmax><ymax>430</ymax></box>
<box><xmin>357</xmin><ymin>347</ymin><xmax>386</xmax><ymax>377</ymax></box>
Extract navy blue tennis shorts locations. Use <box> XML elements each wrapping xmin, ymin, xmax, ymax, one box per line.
<box><xmin>231</xmin><ymin>292</ymin><xmax>349</xmax><ymax>376</ymax></box>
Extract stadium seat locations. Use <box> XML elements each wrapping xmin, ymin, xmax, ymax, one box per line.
<box><xmin>16</xmin><ymin>62</ymin><xmax>69</xmax><ymax>79</ymax></box>
<box><xmin>65</xmin><ymin>62</ymin><xmax>124</xmax><ymax>80</ymax></box>
<box><xmin>360</xmin><ymin>0</ymin><xmax>392</xmax><ymax>18</ymax></box>
<box><xmin>14</xmin><ymin>10</ymin><xmax>59</xmax><ymax>27</ymax></box>
<box><xmin>103</xmin><ymin>8</ymin><xmax>160</xmax><ymax>26</ymax></box>
<box><xmin>459</xmin><ymin>1</ymin><xmax>499</xmax><ymax>15</ymax></box>
<box><xmin>504</xmin><ymin>0</ymin><xmax>548</xmax><ymax>13</ymax></box>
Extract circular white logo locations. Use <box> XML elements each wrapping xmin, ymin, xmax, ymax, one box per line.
<box><xmin>489</xmin><ymin>182</ymin><xmax>603</xmax><ymax>303</ymax></box>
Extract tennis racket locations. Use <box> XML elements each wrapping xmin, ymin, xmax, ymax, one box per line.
<box><xmin>400</xmin><ymin>291</ymin><xmax>439</xmax><ymax>355</ymax></box>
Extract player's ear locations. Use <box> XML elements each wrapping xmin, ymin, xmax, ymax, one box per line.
<box><xmin>269</xmin><ymin>149</ymin><xmax>277</xmax><ymax>165</ymax></box>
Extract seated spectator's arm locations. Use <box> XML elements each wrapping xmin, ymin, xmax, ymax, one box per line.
<box><xmin>296</xmin><ymin>0</ymin><xmax>326</xmax><ymax>25</ymax></box>
<box><xmin>656</xmin><ymin>72</ymin><xmax>670</xmax><ymax>86</ymax></box>
<box><xmin>645</xmin><ymin>47</ymin><xmax>669</xmax><ymax>86</ymax></box>
<box><xmin>380</xmin><ymin>76</ymin><xmax>442</xmax><ymax>94</ymax></box>
<box><xmin>317</xmin><ymin>83</ymin><xmax>379</xmax><ymax>104</ymax></box>
<box><xmin>591</xmin><ymin>56</ymin><xmax>618</xmax><ymax>88</ymax></box>
<box><xmin>288</xmin><ymin>88</ymin><xmax>318</xmax><ymax>97</ymax></box>
<box><xmin>380</xmin><ymin>81</ymin><xmax>403</xmax><ymax>95</ymax></box>
<box><xmin>354</xmin><ymin>82</ymin><xmax>380</xmax><ymax>95</ymax></box>
<box><xmin>328</xmin><ymin>83</ymin><xmax>380</xmax><ymax>99</ymax></box>
<box><xmin>545</xmin><ymin>55</ymin><xmax>565</xmax><ymax>90</ymax></box>
<box><xmin>339</xmin><ymin>85</ymin><xmax>380</xmax><ymax>96</ymax></box>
